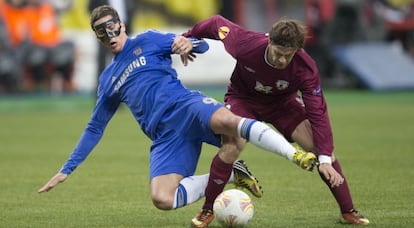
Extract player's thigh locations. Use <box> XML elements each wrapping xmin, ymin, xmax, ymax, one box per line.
<box><xmin>224</xmin><ymin>96</ymin><xmax>257</xmax><ymax>120</ymax></box>
<box><xmin>149</xmin><ymin>137</ymin><xmax>202</xmax><ymax>180</ymax></box>
<box><xmin>263</xmin><ymin>99</ymin><xmax>306</xmax><ymax>142</ymax></box>
<box><xmin>210</xmin><ymin>107</ymin><xmax>241</xmax><ymax>136</ymax></box>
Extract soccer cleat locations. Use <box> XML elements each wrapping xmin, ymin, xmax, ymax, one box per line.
<box><xmin>191</xmin><ymin>209</ymin><xmax>215</xmax><ymax>228</ymax></box>
<box><xmin>292</xmin><ymin>148</ymin><xmax>317</xmax><ymax>171</ymax></box>
<box><xmin>233</xmin><ymin>160</ymin><xmax>263</xmax><ymax>198</ymax></box>
<box><xmin>340</xmin><ymin>209</ymin><xmax>370</xmax><ymax>225</ymax></box>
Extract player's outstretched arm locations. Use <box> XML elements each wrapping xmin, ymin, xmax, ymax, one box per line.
<box><xmin>38</xmin><ymin>172</ymin><xmax>68</xmax><ymax>193</ymax></box>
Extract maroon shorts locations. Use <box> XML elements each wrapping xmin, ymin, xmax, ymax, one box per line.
<box><xmin>225</xmin><ymin>96</ymin><xmax>306</xmax><ymax>142</ymax></box>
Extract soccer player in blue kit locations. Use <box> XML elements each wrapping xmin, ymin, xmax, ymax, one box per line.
<box><xmin>38</xmin><ymin>5</ymin><xmax>317</xmax><ymax>227</ymax></box>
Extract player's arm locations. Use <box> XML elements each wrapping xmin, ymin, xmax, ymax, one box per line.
<box><xmin>182</xmin><ymin>15</ymin><xmax>243</xmax><ymax>57</ymax></box>
<box><xmin>38</xmin><ymin>96</ymin><xmax>119</xmax><ymax>193</ymax></box>
<box><xmin>171</xmin><ymin>35</ymin><xmax>209</xmax><ymax>66</ymax></box>
<box><xmin>171</xmin><ymin>35</ymin><xmax>209</xmax><ymax>54</ymax></box>
<box><xmin>183</xmin><ymin>15</ymin><xmax>234</xmax><ymax>40</ymax></box>
<box><xmin>300</xmin><ymin>74</ymin><xmax>343</xmax><ymax>187</ymax></box>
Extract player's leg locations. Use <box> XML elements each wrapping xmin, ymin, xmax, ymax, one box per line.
<box><xmin>188</xmin><ymin>96</ymin><xmax>262</xmax><ymax>228</ymax></box>
<box><xmin>202</xmin><ymin>135</ymin><xmax>241</xmax><ymax>209</ymax></box>
<box><xmin>189</xmin><ymin>94</ymin><xmax>263</xmax><ymax>197</ymax></box>
<box><xmin>191</xmin><ymin>135</ymin><xmax>236</xmax><ymax>228</ymax></box>
<box><xmin>150</xmin><ymin>173</ymin><xmax>185</xmax><ymax>210</ymax></box>
<box><xmin>149</xmin><ymin>99</ymin><xmax>245</xmax><ymax>212</ymax></box>
<box><xmin>191</xmin><ymin>135</ymin><xmax>262</xmax><ymax>228</ymax></box>
<box><xmin>191</xmin><ymin>93</ymin><xmax>301</xmax><ymax>162</ymax></box>
<box><xmin>148</xmin><ymin>93</ymin><xmax>232</xmax><ymax>214</ymax></box>
<box><xmin>188</xmin><ymin>99</ymin><xmax>242</xmax><ymax>226</ymax></box>
<box><xmin>210</xmin><ymin>107</ymin><xmax>317</xmax><ymax>171</ymax></box>
<box><xmin>291</xmin><ymin>120</ymin><xmax>369</xmax><ymax>225</ymax></box>
<box><xmin>148</xmin><ymin>110</ymin><xmax>210</xmax><ymax>210</ymax></box>
<box><xmin>149</xmin><ymin>132</ymin><xmax>216</xmax><ymax>210</ymax></box>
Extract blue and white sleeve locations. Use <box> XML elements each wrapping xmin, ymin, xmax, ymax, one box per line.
<box><xmin>188</xmin><ymin>37</ymin><xmax>209</xmax><ymax>53</ymax></box>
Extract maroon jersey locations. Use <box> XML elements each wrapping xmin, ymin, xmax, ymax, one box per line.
<box><xmin>184</xmin><ymin>15</ymin><xmax>334</xmax><ymax>157</ymax></box>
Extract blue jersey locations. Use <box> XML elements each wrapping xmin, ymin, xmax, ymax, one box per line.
<box><xmin>60</xmin><ymin>30</ymin><xmax>218</xmax><ymax>175</ymax></box>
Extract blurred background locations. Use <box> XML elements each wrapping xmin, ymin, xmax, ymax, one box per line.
<box><xmin>0</xmin><ymin>0</ymin><xmax>414</xmax><ymax>95</ymax></box>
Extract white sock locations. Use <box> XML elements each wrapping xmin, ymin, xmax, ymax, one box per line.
<box><xmin>172</xmin><ymin>171</ymin><xmax>236</xmax><ymax>209</ymax></box>
<box><xmin>238</xmin><ymin>118</ymin><xmax>296</xmax><ymax>160</ymax></box>
<box><xmin>173</xmin><ymin>174</ymin><xmax>209</xmax><ymax>209</ymax></box>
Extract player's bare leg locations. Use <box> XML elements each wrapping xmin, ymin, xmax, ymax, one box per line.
<box><xmin>150</xmin><ymin>173</ymin><xmax>182</xmax><ymax>210</ymax></box>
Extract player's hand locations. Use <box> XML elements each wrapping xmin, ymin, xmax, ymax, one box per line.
<box><xmin>180</xmin><ymin>52</ymin><xmax>197</xmax><ymax>66</ymax></box>
<box><xmin>172</xmin><ymin>36</ymin><xmax>193</xmax><ymax>55</ymax></box>
<box><xmin>172</xmin><ymin>36</ymin><xmax>197</xmax><ymax>66</ymax></box>
<box><xmin>38</xmin><ymin>172</ymin><xmax>68</xmax><ymax>193</ymax></box>
<box><xmin>318</xmin><ymin>163</ymin><xmax>344</xmax><ymax>188</ymax></box>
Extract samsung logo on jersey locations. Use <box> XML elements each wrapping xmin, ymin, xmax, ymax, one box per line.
<box><xmin>114</xmin><ymin>56</ymin><xmax>146</xmax><ymax>92</ymax></box>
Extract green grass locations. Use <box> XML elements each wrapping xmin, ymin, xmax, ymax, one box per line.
<box><xmin>1</xmin><ymin>90</ymin><xmax>414</xmax><ymax>227</ymax></box>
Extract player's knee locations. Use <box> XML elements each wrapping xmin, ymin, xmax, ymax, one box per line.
<box><xmin>211</xmin><ymin>108</ymin><xmax>241</xmax><ymax>135</ymax></box>
<box><xmin>150</xmin><ymin>174</ymin><xmax>182</xmax><ymax>210</ymax></box>
<box><xmin>151</xmin><ymin>192</ymin><xmax>174</xmax><ymax>210</ymax></box>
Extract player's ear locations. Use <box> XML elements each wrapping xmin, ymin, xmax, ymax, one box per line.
<box><xmin>120</xmin><ymin>22</ymin><xmax>126</xmax><ymax>33</ymax></box>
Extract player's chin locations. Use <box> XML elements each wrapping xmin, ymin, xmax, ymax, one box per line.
<box><xmin>108</xmin><ymin>43</ymin><xmax>121</xmax><ymax>53</ymax></box>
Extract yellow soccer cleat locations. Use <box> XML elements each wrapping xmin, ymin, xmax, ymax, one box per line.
<box><xmin>292</xmin><ymin>148</ymin><xmax>318</xmax><ymax>171</ymax></box>
<box><xmin>233</xmin><ymin>160</ymin><xmax>263</xmax><ymax>198</ymax></box>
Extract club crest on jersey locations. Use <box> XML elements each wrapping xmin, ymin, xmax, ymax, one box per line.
<box><xmin>275</xmin><ymin>80</ymin><xmax>289</xmax><ymax>90</ymax></box>
<box><xmin>218</xmin><ymin>26</ymin><xmax>230</xmax><ymax>40</ymax></box>
<box><xmin>255</xmin><ymin>81</ymin><xmax>273</xmax><ymax>94</ymax></box>
<box><xmin>133</xmin><ymin>47</ymin><xmax>142</xmax><ymax>56</ymax></box>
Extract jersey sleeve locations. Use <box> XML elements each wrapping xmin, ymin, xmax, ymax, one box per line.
<box><xmin>144</xmin><ymin>30</ymin><xmax>176</xmax><ymax>53</ymax></box>
<box><xmin>187</xmin><ymin>37</ymin><xmax>209</xmax><ymax>53</ymax></box>
<box><xmin>300</xmin><ymin>71</ymin><xmax>334</xmax><ymax>159</ymax></box>
<box><xmin>59</xmin><ymin>95</ymin><xmax>119</xmax><ymax>174</ymax></box>
<box><xmin>144</xmin><ymin>30</ymin><xmax>208</xmax><ymax>54</ymax></box>
<box><xmin>183</xmin><ymin>15</ymin><xmax>248</xmax><ymax>57</ymax></box>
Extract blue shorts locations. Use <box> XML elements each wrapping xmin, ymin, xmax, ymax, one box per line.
<box><xmin>149</xmin><ymin>91</ymin><xmax>223</xmax><ymax>180</ymax></box>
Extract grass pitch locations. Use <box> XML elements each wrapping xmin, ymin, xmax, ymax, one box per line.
<box><xmin>1</xmin><ymin>90</ymin><xmax>413</xmax><ymax>227</ymax></box>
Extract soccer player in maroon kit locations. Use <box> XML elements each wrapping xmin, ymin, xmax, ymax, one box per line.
<box><xmin>184</xmin><ymin>15</ymin><xmax>369</xmax><ymax>226</ymax></box>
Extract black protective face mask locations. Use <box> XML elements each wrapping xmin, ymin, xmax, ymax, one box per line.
<box><xmin>93</xmin><ymin>18</ymin><xmax>121</xmax><ymax>42</ymax></box>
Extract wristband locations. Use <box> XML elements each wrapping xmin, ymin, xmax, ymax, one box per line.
<box><xmin>318</xmin><ymin>155</ymin><xmax>332</xmax><ymax>164</ymax></box>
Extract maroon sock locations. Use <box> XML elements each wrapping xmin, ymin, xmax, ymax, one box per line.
<box><xmin>318</xmin><ymin>160</ymin><xmax>354</xmax><ymax>213</ymax></box>
<box><xmin>203</xmin><ymin>154</ymin><xmax>233</xmax><ymax>210</ymax></box>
